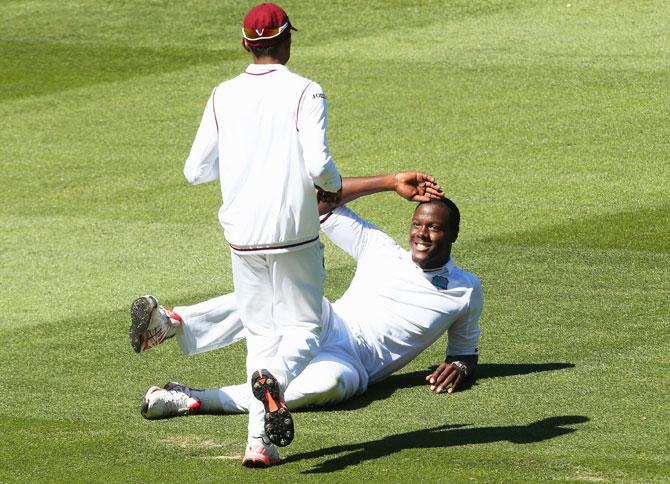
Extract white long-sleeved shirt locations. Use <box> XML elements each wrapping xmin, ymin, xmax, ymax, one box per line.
<box><xmin>175</xmin><ymin>206</ymin><xmax>483</xmax><ymax>395</ymax></box>
<box><xmin>184</xmin><ymin>63</ymin><xmax>342</xmax><ymax>253</ymax></box>
<box><xmin>322</xmin><ymin>207</ymin><xmax>483</xmax><ymax>384</ymax></box>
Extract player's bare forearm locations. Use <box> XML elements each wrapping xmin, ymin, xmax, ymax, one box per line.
<box><xmin>318</xmin><ymin>172</ymin><xmax>443</xmax><ymax>215</ymax></box>
<box><xmin>317</xmin><ymin>174</ymin><xmax>394</xmax><ymax>214</ymax></box>
<box><xmin>425</xmin><ymin>354</ymin><xmax>478</xmax><ymax>394</ymax></box>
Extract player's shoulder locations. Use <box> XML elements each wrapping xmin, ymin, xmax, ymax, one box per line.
<box><xmin>322</xmin><ymin>206</ymin><xmax>400</xmax><ymax>257</ymax></box>
<box><xmin>284</xmin><ymin>70</ymin><xmax>326</xmax><ymax>95</ymax></box>
<box><xmin>284</xmin><ymin>68</ymin><xmax>316</xmax><ymax>84</ymax></box>
<box><xmin>214</xmin><ymin>74</ymin><xmax>243</xmax><ymax>91</ymax></box>
<box><xmin>327</xmin><ymin>206</ymin><xmax>391</xmax><ymax>239</ymax></box>
<box><xmin>450</xmin><ymin>262</ymin><xmax>482</xmax><ymax>290</ymax></box>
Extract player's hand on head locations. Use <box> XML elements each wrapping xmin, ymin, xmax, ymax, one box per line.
<box><xmin>395</xmin><ymin>171</ymin><xmax>444</xmax><ymax>202</ymax></box>
<box><xmin>425</xmin><ymin>362</ymin><xmax>466</xmax><ymax>394</ymax></box>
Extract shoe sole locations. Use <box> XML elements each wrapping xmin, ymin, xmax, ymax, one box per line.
<box><xmin>242</xmin><ymin>456</ymin><xmax>278</xmax><ymax>468</ymax></box>
<box><xmin>251</xmin><ymin>370</ymin><xmax>294</xmax><ymax>447</ymax></box>
<box><xmin>130</xmin><ymin>296</ymin><xmax>156</xmax><ymax>353</ymax></box>
<box><xmin>140</xmin><ymin>400</ymin><xmax>150</xmax><ymax>417</ymax></box>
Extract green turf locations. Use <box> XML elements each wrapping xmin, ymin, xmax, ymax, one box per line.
<box><xmin>1</xmin><ymin>0</ymin><xmax>669</xmax><ymax>481</ymax></box>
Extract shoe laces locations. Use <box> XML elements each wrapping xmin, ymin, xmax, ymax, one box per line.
<box><xmin>251</xmin><ymin>434</ymin><xmax>274</xmax><ymax>447</ymax></box>
<box><xmin>161</xmin><ymin>389</ymin><xmax>192</xmax><ymax>412</ymax></box>
<box><xmin>164</xmin><ymin>382</ymin><xmax>191</xmax><ymax>396</ymax></box>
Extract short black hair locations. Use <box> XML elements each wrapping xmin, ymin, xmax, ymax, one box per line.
<box><xmin>248</xmin><ymin>32</ymin><xmax>290</xmax><ymax>58</ymax></box>
<box><xmin>417</xmin><ymin>198</ymin><xmax>460</xmax><ymax>242</ymax></box>
<box><xmin>249</xmin><ymin>42</ymin><xmax>283</xmax><ymax>58</ymax></box>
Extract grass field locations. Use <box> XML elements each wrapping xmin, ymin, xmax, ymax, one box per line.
<box><xmin>1</xmin><ymin>0</ymin><xmax>669</xmax><ymax>481</ymax></box>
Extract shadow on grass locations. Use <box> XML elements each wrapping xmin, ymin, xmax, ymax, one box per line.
<box><xmin>322</xmin><ymin>363</ymin><xmax>575</xmax><ymax>411</ymax></box>
<box><xmin>479</xmin><ymin>204</ymin><xmax>670</xmax><ymax>253</ymax></box>
<box><xmin>284</xmin><ymin>415</ymin><xmax>589</xmax><ymax>473</ymax></box>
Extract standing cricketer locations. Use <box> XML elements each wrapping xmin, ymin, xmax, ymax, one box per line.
<box><xmin>130</xmin><ymin>3</ymin><xmax>342</xmax><ymax>465</ymax></box>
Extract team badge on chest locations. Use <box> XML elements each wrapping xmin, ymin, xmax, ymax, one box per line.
<box><xmin>431</xmin><ymin>275</ymin><xmax>449</xmax><ymax>290</ymax></box>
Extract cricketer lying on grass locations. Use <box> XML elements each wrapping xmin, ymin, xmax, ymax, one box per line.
<box><xmin>133</xmin><ymin>172</ymin><xmax>483</xmax><ymax>467</ymax></box>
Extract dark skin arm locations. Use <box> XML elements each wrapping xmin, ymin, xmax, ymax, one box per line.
<box><xmin>315</xmin><ymin>183</ymin><xmax>343</xmax><ymax>206</ymax></box>
<box><xmin>426</xmin><ymin>354</ymin><xmax>478</xmax><ymax>394</ymax></box>
<box><xmin>317</xmin><ymin>172</ymin><xmax>444</xmax><ymax>215</ymax></box>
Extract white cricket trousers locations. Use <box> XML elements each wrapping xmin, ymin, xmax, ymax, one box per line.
<box><xmin>174</xmin><ymin>293</ymin><xmax>365</xmax><ymax>413</ymax></box>
<box><xmin>230</xmin><ymin>243</ymin><xmax>325</xmax><ymax>439</ymax></box>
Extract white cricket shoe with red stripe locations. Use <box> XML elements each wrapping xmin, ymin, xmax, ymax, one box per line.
<box><xmin>242</xmin><ymin>441</ymin><xmax>281</xmax><ymax>468</ymax></box>
<box><xmin>129</xmin><ymin>295</ymin><xmax>181</xmax><ymax>353</ymax></box>
<box><xmin>140</xmin><ymin>385</ymin><xmax>201</xmax><ymax>419</ymax></box>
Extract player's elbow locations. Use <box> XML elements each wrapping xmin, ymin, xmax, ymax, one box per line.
<box><xmin>183</xmin><ymin>165</ymin><xmax>200</xmax><ymax>185</ymax></box>
<box><xmin>183</xmin><ymin>160</ymin><xmax>217</xmax><ymax>185</ymax></box>
<box><xmin>318</xmin><ymin>200</ymin><xmax>337</xmax><ymax>216</ymax></box>
<box><xmin>312</xmin><ymin>161</ymin><xmax>341</xmax><ymax>193</ymax></box>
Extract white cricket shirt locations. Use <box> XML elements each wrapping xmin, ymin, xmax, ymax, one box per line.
<box><xmin>322</xmin><ymin>207</ymin><xmax>483</xmax><ymax>384</ymax></box>
<box><xmin>184</xmin><ymin>64</ymin><xmax>341</xmax><ymax>253</ymax></box>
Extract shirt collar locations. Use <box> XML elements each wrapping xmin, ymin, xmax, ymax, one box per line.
<box><xmin>420</xmin><ymin>258</ymin><xmax>453</xmax><ymax>275</ymax></box>
<box><xmin>245</xmin><ymin>64</ymin><xmax>288</xmax><ymax>75</ymax></box>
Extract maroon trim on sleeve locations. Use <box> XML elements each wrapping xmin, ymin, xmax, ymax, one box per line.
<box><xmin>212</xmin><ymin>87</ymin><xmax>219</xmax><ymax>134</ymax></box>
<box><xmin>319</xmin><ymin>211</ymin><xmax>334</xmax><ymax>224</ymax></box>
<box><xmin>295</xmin><ymin>82</ymin><xmax>312</xmax><ymax>132</ymax></box>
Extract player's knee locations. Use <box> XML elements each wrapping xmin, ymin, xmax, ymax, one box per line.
<box><xmin>308</xmin><ymin>373</ymin><xmax>348</xmax><ymax>402</ymax></box>
<box><xmin>288</xmin><ymin>374</ymin><xmax>349</xmax><ymax>409</ymax></box>
<box><xmin>317</xmin><ymin>375</ymin><xmax>348</xmax><ymax>404</ymax></box>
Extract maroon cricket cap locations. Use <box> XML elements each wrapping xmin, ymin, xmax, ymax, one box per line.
<box><xmin>242</xmin><ymin>3</ymin><xmax>297</xmax><ymax>47</ymax></box>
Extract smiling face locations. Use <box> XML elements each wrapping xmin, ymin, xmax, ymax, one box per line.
<box><xmin>409</xmin><ymin>201</ymin><xmax>458</xmax><ymax>270</ymax></box>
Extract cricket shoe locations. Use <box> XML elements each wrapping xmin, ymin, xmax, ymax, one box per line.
<box><xmin>242</xmin><ymin>441</ymin><xmax>280</xmax><ymax>468</ymax></box>
<box><xmin>140</xmin><ymin>385</ymin><xmax>201</xmax><ymax>419</ymax></box>
<box><xmin>251</xmin><ymin>369</ymin><xmax>294</xmax><ymax>447</ymax></box>
<box><xmin>129</xmin><ymin>295</ymin><xmax>181</xmax><ymax>353</ymax></box>
<box><xmin>163</xmin><ymin>381</ymin><xmax>192</xmax><ymax>393</ymax></box>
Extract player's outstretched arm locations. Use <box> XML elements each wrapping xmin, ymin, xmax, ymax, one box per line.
<box><xmin>425</xmin><ymin>354</ymin><xmax>478</xmax><ymax>394</ymax></box>
<box><xmin>318</xmin><ymin>171</ymin><xmax>443</xmax><ymax>215</ymax></box>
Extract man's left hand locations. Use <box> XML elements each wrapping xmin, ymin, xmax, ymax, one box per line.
<box><xmin>394</xmin><ymin>172</ymin><xmax>444</xmax><ymax>202</ymax></box>
<box><xmin>425</xmin><ymin>362</ymin><xmax>467</xmax><ymax>394</ymax></box>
